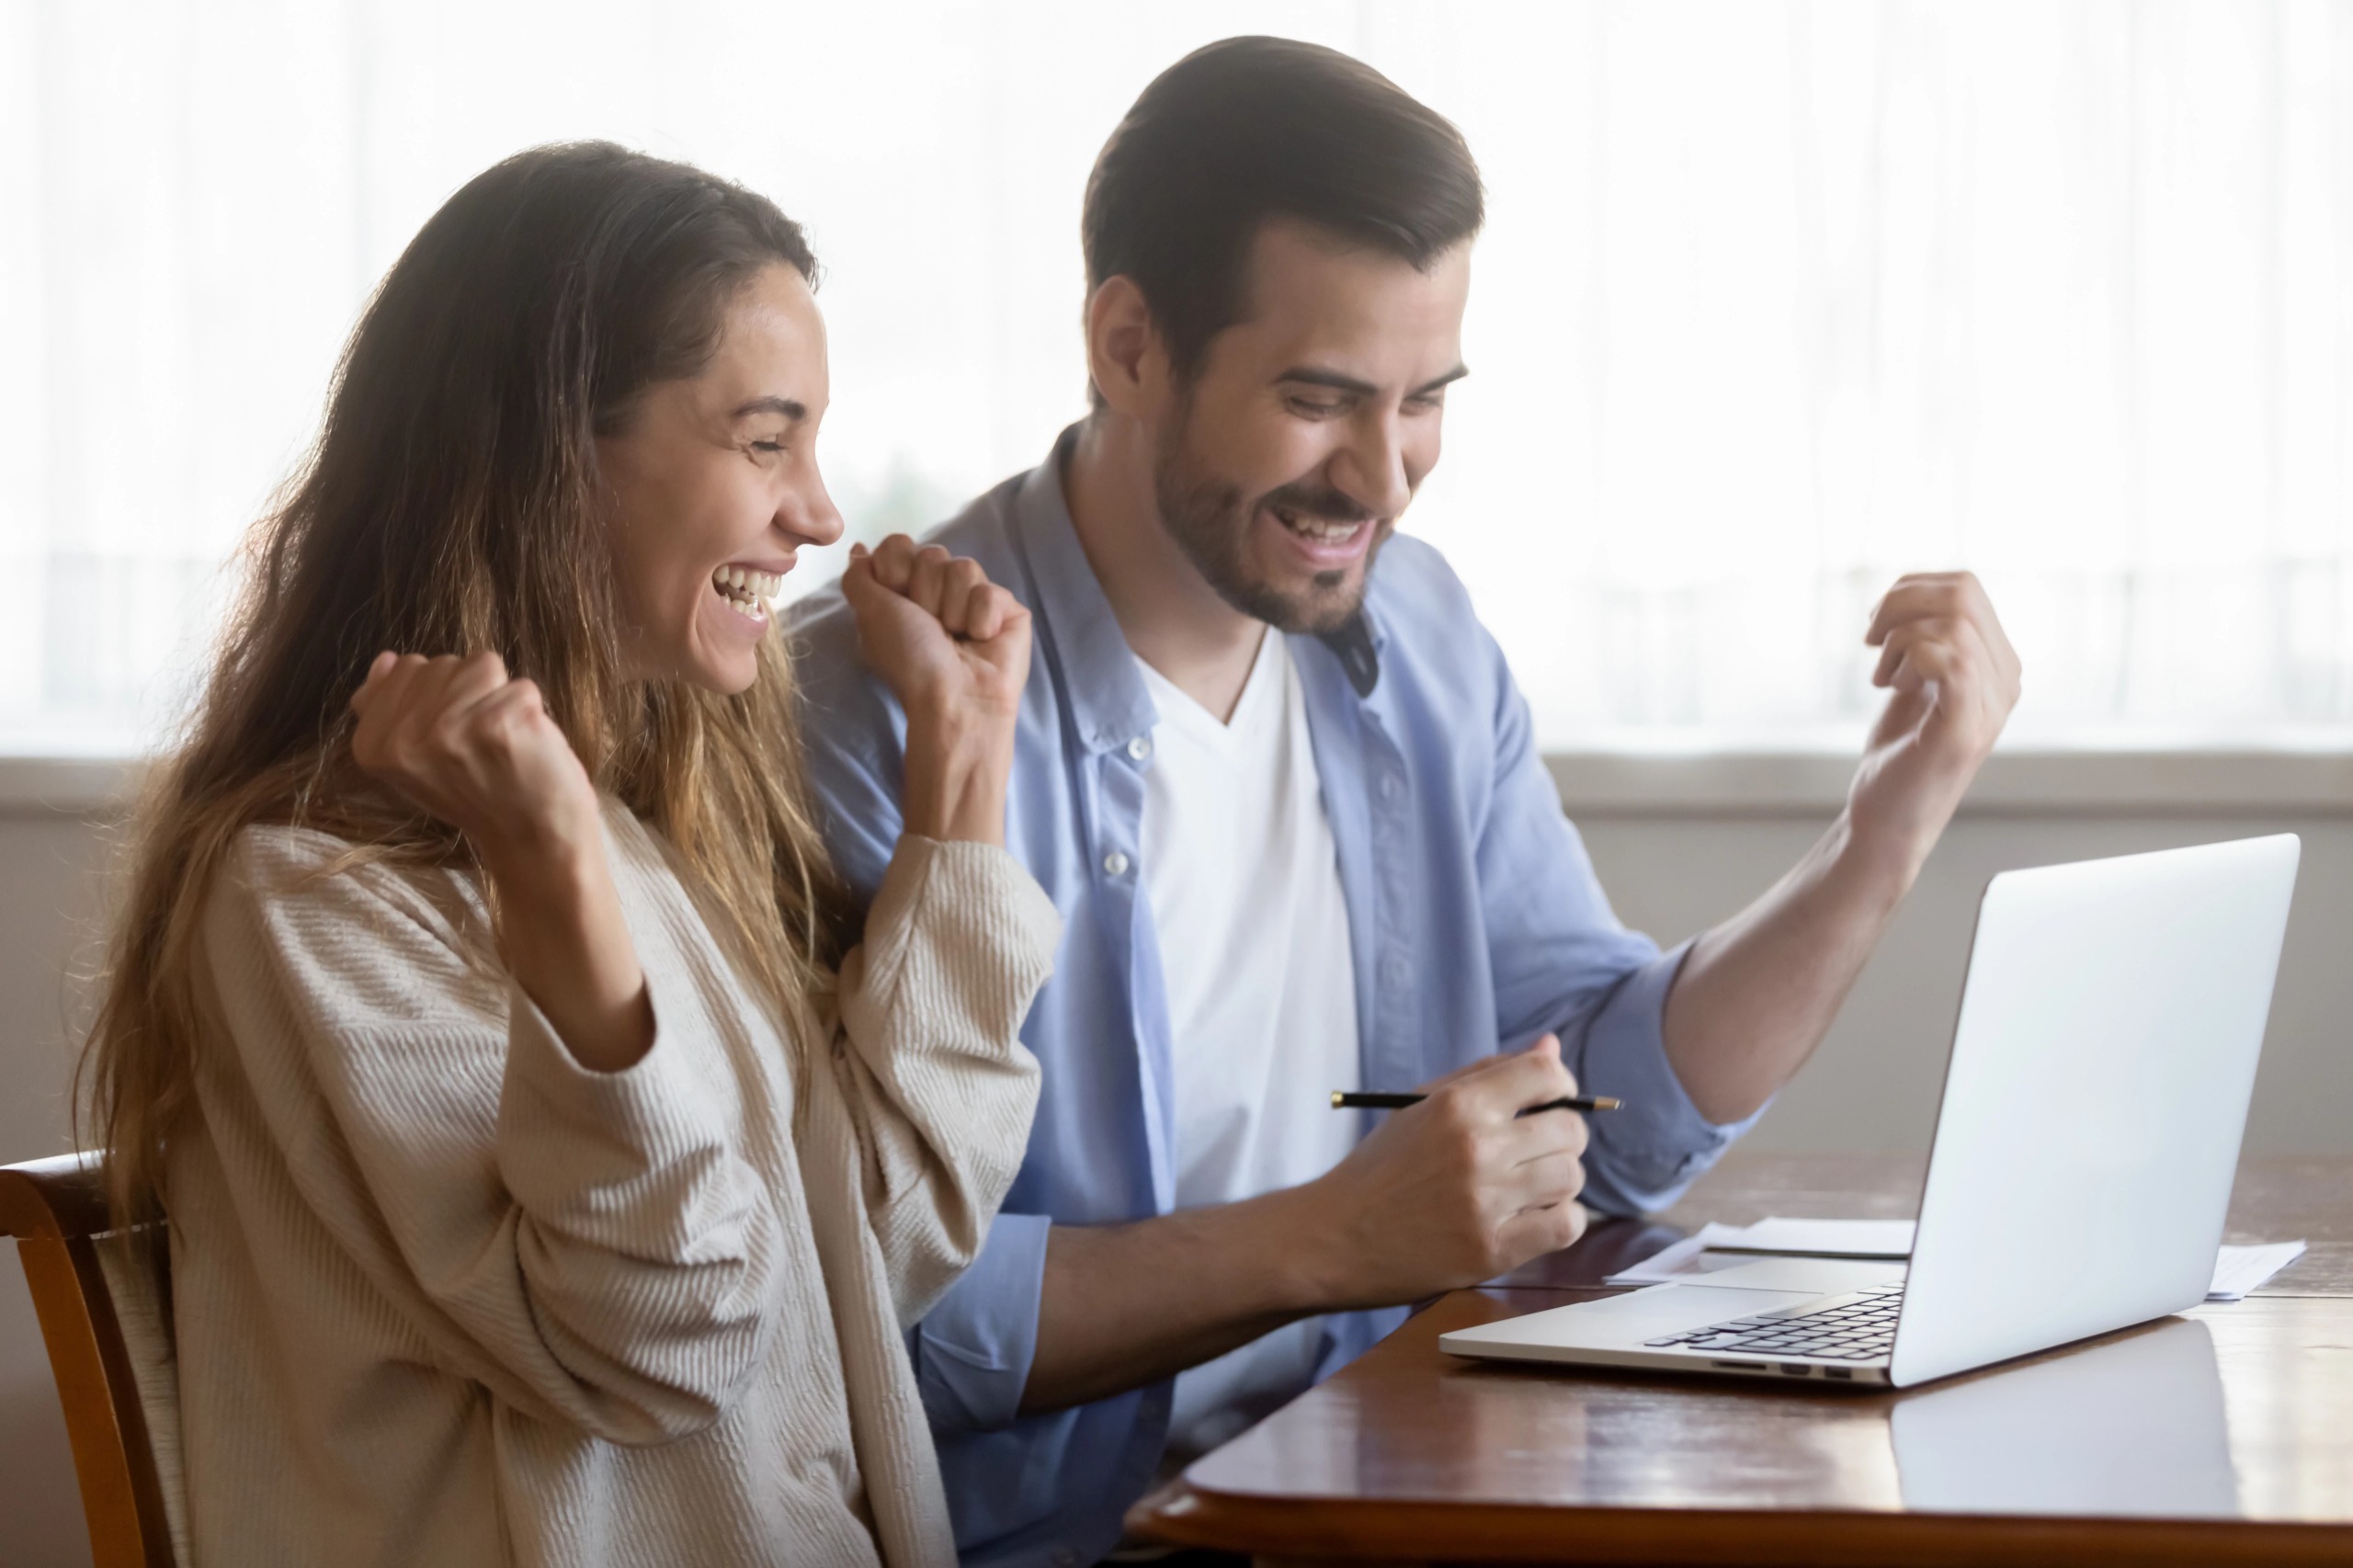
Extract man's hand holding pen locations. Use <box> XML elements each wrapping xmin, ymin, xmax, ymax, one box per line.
<box><xmin>1285</xmin><ymin>1034</ymin><xmax>1593</xmax><ymax>1311</ymax></box>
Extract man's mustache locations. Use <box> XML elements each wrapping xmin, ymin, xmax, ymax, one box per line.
<box><xmin>1261</xmin><ymin>485</ymin><xmax>1379</xmax><ymax>526</ymax></box>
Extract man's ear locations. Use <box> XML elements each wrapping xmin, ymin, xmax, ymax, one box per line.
<box><xmin>1086</xmin><ymin>275</ymin><xmax>1166</xmax><ymax>418</ymax></box>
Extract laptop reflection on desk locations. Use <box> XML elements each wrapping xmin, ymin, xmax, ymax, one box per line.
<box><xmin>1894</xmin><ymin>1317</ymin><xmax>2235</xmax><ymax>1517</ymax></box>
<box><xmin>1440</xmin><ymin>835</ymin><xmax>2298</xmax><ymax>1390</ymax></box>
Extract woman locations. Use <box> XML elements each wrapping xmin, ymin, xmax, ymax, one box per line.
<box><xmin>78</xmin><ymin>142</ymin><xmax>1053</xmax><ymax>1566</ymax></box>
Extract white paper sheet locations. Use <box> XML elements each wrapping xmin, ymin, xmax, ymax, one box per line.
<box><xmin>1605</xmin><ymin>1219</ymin><xmax>2308</xmax><ymax>1301</ymax></box>
<box><xmin>1603</xmin><ymin>1217</ymin><xmax>1914</xmax><ymax>1283</ymax></box>
<box><xmin>2206</xmin><ymin>1241</ymin><xmax>2306</xmax><ymax>1301</ymax></box>
<box><xmin>1685</xmin><ymin>1256</ymin><xmax>1910</xmax><ymax>1295</ymax></box>
<box><xmin>1601</xmin><ymin>1227</ymin><xmax>1750</xmax><ymax>1285</ymax></box>
<box><xmin>1708</xmin><ymin>1216</ymin><xmax>1917</xmax><ymax>1258</ymax></box>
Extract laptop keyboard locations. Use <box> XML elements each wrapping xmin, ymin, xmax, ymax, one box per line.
<box><xmin>1643</xmin><ymin>1282</ymin><xmax>1904</xmax><ymax>1361</ymax></box>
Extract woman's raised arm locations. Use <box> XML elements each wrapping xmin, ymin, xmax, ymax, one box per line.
<box><xmin>349</xmin><ymin>649</ymin><xmax>654</xmax><ymax>1072</ymax></box>
<box><xmin>838</xmin><ymin>536</ymin><xmax>1031</xmax><ymax>846</ymax></box>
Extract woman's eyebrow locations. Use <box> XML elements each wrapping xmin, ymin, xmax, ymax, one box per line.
<box><xmin>733</xmin><ymin>395</ymin><xmax>807</xmax><ymax>421</ymax></box>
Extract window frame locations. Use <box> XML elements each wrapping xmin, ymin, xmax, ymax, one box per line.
<box><xmin>10</xmin><ymin>749</ymin><xmax>2352</xmax><ymax>823</ymax></box>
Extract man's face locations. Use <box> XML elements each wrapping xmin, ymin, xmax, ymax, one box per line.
<box><xmin>1151</xmin><ymin>217</ymin><xmax>1471</xmax><ymax>635</ymax></box>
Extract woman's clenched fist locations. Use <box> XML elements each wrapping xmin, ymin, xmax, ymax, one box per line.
<box><xmin>349</xmin><ymin>650</ymin><xmax>600</xmax><ymax>864</ymax></box>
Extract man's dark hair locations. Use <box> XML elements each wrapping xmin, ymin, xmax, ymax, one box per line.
<box><xmin>1082</xmin><ymin>36</ymin><xmax>1484</xmax><ymax>392</ymax></box>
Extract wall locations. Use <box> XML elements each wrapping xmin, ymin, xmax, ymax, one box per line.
<box><xmin>1549</xmin><ymin>751</ymin><xmax>2353</xmax><ymax>1160</ymax></box>
<box><xmin>2</xmin><ymin>805</ymin><xmax>115</xmax><ymax>1568</ymax></box>
<box><xmin>1</xmin><ymin>754</ymin><xmax>2347</xmax><ymax>1564</ymax></box>
<box><xmin>1577</xmin><ymin>818</ymin><xmax>2353</xmax><ymax>1159</ymax></box>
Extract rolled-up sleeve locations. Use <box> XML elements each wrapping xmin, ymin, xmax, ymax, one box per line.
<box><xmin>1474</xmin><ymin>629</ymin><xmax>1767</xmax><ymax>1217</ymax></box>
<box><xmin>903</xmin><ymin>1209</ymin><xmax>1052</xmax><ymax>1435</ymax></box>
<box><xmin>1557</xmin><ymin>938</ymin><xmax>1765</xmax><ymax>1215</ymax></box>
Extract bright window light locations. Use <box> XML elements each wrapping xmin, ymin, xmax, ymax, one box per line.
<box><xmin>3</xmin><ymin>2</ymin><xmax>2349</xmax><ymax>753</ymax></box>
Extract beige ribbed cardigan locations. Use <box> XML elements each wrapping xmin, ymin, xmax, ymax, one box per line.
<box><xmin>167</xmin><ymin>805</ymin><xmax>1058</xmax><ymax>1568</ymax></box>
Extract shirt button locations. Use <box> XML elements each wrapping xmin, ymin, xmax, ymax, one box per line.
<box><xmin>1103</xmin><ymin>850</ymin><xmax>1131</xmax><ymax>877</ymax></box>
<box><xmin>1380</xmin><ymin>773</ymin><xmax>1403</xmax><ymax>801</ymax></box>
<box><xmin>1127</xmin><ymin>735</ymin><xmax>1153</xmax><ymax>761</ymax></box>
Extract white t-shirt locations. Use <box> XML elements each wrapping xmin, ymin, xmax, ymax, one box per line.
<box><xmin>1134</xmin><ymin>631</ymin><xmax>1362</xmax><ymax>1463</ymax></box>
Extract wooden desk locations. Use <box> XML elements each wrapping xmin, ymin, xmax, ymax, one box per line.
<box><xmin>1129</xmin><ymin>1153</ymin><xmax>2353</xmax><ymax>1566</ymax></box>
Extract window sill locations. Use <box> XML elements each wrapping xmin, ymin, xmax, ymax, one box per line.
<box><xmin>6</xmin><ymin>747</ymin><xmax>2352</xmax><ymax>820</ymax></box>
<box><xmin>0</xmin><ymin>756</ymin><xmax>144</xmax><ymax>818</ymax></box>
<box><xmin>1547</xmin><ymin>746</ymin><xmax>2353</xmax><ymax>817</ymax></box>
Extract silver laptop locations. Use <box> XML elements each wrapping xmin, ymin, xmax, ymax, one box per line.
<box><xmin>1440</xmin><ymin>834</ymin><xmax>2301</xmax><ymax>1390</ymax></box>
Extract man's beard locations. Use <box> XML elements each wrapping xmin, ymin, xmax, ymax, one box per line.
<box><xmin>1151</xmin><ymin>416</ymin><xmax>1391</xmax><ymax>637</ymax></box>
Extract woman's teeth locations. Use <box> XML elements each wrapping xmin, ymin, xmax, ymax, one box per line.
<box><xmin>1273</xmin><ymin>506</ymin><xmax>1364</xmax><ymax>542</ymax></box>
<box><xmin>712</xmin><ymin>565</ymin><xmax>781</xmax><ymax>616</ymax></box>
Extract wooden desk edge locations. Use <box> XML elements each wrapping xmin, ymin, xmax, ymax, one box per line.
<box><xmin>1126</xmin><ymin>1484</ymin><xmax>2353</xmax><ymax>1567</ymax></box>
<box><xmin>1130</xmin><ymin>1159</ymin><xmax>2353</xmax><ymax>1563</ymax></box>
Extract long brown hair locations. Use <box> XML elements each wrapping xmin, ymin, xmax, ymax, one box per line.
<box><xmin>79</xmin><ymin>142</ymin><xmax>856</xmax><ymax>1228</ymax></box>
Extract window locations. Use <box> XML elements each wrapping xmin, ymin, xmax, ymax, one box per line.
<box><xmin>5</xmin><ymin>1</ymin><xmax>2349</xmax><ymax>752</ymax></box>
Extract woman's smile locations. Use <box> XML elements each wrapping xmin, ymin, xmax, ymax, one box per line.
<box><xmin>710</xmin><ymin>560</ymin><xmax>790</xmax><ymax>629</ymax></box>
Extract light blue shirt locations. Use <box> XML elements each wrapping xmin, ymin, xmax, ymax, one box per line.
<box><xmin>787</xmin><ymin>428</ymin><xmax>1757</xmax><ymax>1568</ymax></box>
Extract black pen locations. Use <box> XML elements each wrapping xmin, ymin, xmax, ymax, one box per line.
<box><xmin>1330</xmin><ymin>1090</ymin><xmax>1623</xmax><ymax>1114</ymax></box>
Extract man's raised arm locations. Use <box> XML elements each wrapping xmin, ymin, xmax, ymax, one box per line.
<box><xmin>1660</xmin><ymin>572</ymin><xmax>2020</xmax><ymax>1123</ymax></box>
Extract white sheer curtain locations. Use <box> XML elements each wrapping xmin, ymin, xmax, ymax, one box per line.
<box><xmin>4</xmin><ymin>1</ymin><xmax>2349</xmax><ymax>751</ymax></box>
<box><xmin>1437</xmin><ymin>0</ymin><xmax>2353</xmax><ymax>745</ymax></box>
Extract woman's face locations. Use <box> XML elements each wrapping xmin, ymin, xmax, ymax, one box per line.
<box><xmin>600</xmin><ymin>263</ymin><xmax>844</xmax><ymax>694</ymax></box>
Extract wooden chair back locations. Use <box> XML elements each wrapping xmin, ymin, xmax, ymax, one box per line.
<box><xmin>0</xmin><ymin>1153</ymin><xmax>180</xmax><ymax>1568</ymax></box>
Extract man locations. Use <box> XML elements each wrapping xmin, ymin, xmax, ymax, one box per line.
<box><xmin>789</xmin><ymin>36</ymin><xmax>2019</xmax><ymax>1568</ymax></box>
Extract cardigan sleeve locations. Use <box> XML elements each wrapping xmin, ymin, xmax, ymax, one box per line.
<box><xmin>199</xmin><ymin>825</ymin><xmax>784</xmax><ymax>1448</ymax></box>
<box><xmin>828</xmin><ymin>836</ymin><xmax>1059</xmax><ymax>1327</ymax></box>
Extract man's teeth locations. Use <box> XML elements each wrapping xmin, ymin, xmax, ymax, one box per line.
<box><xmin>712</xmin><ymin>565</ymin><xmax>782</xmax><ymax>613</ymax></box>
<box><xmin>1274</xmin><ymin>507</ymin><xmax>1364</xmax><ymax>542</ymax></box>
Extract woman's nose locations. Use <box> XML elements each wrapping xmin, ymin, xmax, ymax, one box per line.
<box><xmin>785</xmin><ymin>472</ymin><xmax>846</xmax><ymax>548</ymax></box>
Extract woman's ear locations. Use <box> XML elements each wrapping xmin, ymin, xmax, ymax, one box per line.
<box><xmin>1085</xmin><ymin>275</ymin><xmax>1166</xmax><ymax>419</ymax></box>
